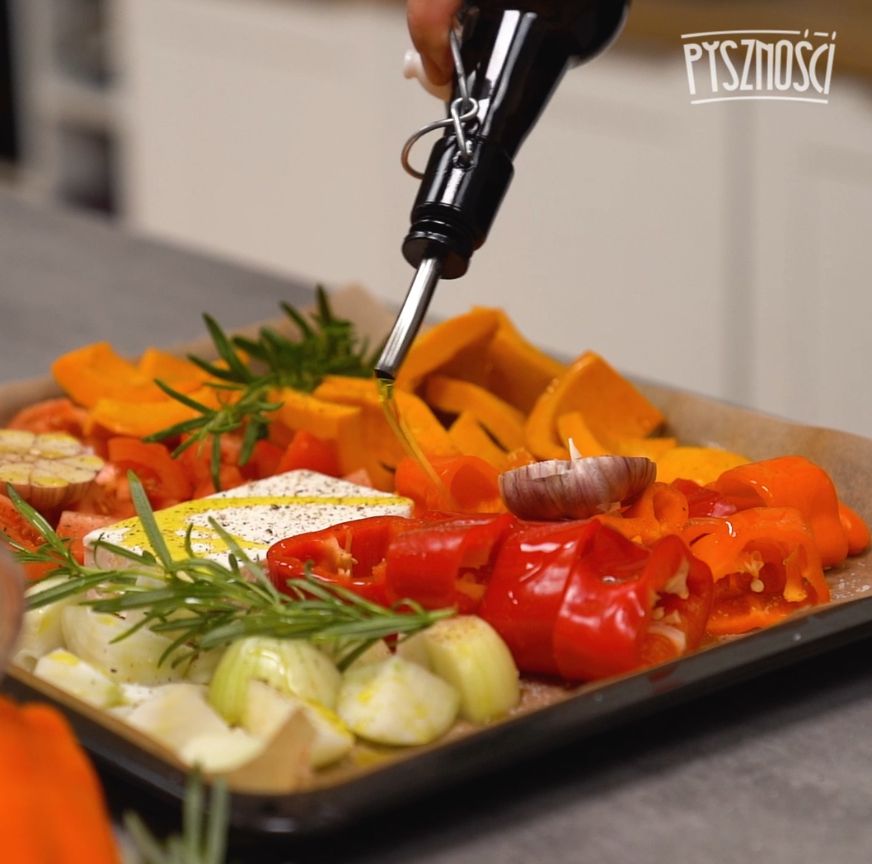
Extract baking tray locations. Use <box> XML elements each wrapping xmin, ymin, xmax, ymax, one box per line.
<box><xmin>1</xmin><ymin>289</ymin><xmax>871</xmax><ymax>836</ymax></box>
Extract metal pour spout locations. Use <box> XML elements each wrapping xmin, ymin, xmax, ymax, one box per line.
<box><xmin>373</xmin><ymin>257</ymin><xmax>442</xmax><ymax>381</ymax></box>
<box><xmin>376</xmin><ymin>1</ymin><xmax>630</xmax><ymax>381</ymax></box>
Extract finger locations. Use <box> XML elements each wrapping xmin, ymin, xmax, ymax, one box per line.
<box><xmin>407</xmin><ymin>0</ymin><xmax>462</xmax><ymax>86</ymax></box>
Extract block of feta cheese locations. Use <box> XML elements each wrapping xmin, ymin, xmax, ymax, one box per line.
<box><xmin>84</xmin><ymin>469</ymin><xmax>412</xmax><ymax>569</ymax></box>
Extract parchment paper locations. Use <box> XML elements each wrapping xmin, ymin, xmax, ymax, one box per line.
<box><xmin>4</xmin><ymin>285</ymin><xmax>871</xmax><ymax>793</ymax></box>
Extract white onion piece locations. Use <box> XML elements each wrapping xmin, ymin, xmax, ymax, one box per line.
<box><xmin>499</xmin><ymin>455</ymin><xmax>656</xmax><ymax>521</ymax></box>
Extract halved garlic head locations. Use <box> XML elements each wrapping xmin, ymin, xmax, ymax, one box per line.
<box><xmin>499</xmin><ymin>454</ymin><xmax>656</xmax><ymax>521</ymax></box>
<box><xmin>0</xmin><ymin>429</ymin><xmax>103</xmax><ymax>511</ymax></box>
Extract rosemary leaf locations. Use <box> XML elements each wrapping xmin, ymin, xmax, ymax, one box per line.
<box><xmin>10</xmin><ymin>473</ymin><xmax>452</xmax><ymax>668</ymax></box>
<box><xmin>128</xmin><ymin>469</ymin><xmax>174</xmax><ymax>570</ymax></box>
<box><xmin>146</xmin><ymin>288</ymin><xmax>374</xmax><ymax>488</ymax></box>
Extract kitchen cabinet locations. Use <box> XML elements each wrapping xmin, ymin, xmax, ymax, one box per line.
<box><xmin>751</xmin><ymin>86</ymin><xmax>872</xmax><ymax>435</ymax></box>
<box><xmin>113</xmin><ymin>0</ymin><xmax>872</xmax><ymax>437</ymax></box>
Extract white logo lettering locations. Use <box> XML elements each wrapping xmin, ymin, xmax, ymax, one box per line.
<box><xmin>681</xmin><ymin>29</ymin><xmax>836</xmax><ymax>105</ymax></box>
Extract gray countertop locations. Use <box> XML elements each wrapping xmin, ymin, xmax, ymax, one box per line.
<box><xmin>2</xmin><ymin>193</ymin><xmax>871</xmax><ymax>864</ymax></box>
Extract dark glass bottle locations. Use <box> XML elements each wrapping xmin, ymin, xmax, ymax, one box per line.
<box><xmin>402</xmin><ymin>0</ymin><xmax>630</xmax><ymax>278</ymax></box>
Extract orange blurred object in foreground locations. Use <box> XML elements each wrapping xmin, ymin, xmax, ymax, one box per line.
<box><xmin>0</xmin><ymin>697</ymin><xmax>120</xmax><ymax>863</ymax></box>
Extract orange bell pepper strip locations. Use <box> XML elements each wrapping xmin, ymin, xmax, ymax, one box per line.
<box><xmin>394</xmin><ymin>455</ymin><xmax>506</xmax><ymax>515</ymax></box>
<box><xmin>395</xmin><ymin>307</ymin><xmax>503</xmax><ymax>393</ymax></box>
<box><xmin>596</xmin><ymin>482</ymin><xmax>690</xmax><ymax>546</ymax></box>
<box><xmin>683</xmin><ymin>506</ymin><xmax>830</xmax><ymax>635</ymax></box>
<box><xmin>525</xmin><ymin>351</ymin><xmax>664</xmax><ymax>461</ymax></box>
<box><xmin>839</xmin><ymin>503</ymin><xmax>871</xmax><ymax>555</ymax></box>
<box><xmin>136</xmin><ymin>347</ymin><xmax>210</xmax><ymax>393</ymax></box>
<box><xmin>713</xmin><ymin>456</ymin><xmax>859</xmax><ymax>567</ymax></box>
<box><xmin>52</xmin><ymin>342</ymin><xmax>170</xmax><ymax>407</ymax></box>
<box><xmin>425</xmin><ymin>375</ymin><xmax>525</xmax><ymax>451</ymax></box>
<box><xmin>88</xmin><ymin>385</ymin><xmax>222</xmax><ymax>438</ymax></box>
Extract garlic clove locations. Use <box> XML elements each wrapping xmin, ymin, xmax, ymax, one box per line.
<box><xmin>0</xmin><ymin>429</ymin><xmax>104</xmax><ymax>511</ymax></box>
<box><xmin>499</xmin><ymin>454</ymin><xmax>656</xmax><ymax>521</ymax></box>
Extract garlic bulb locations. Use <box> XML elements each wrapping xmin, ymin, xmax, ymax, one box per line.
<box><xmin>499</xmin><ymin>453</ymin><xmax>656</xmax><ymax>520</ymax></box>
<box><xmin>0</xmin><ymin>430</ymin><xmax>103</xmax><ymax>510</ymax></box>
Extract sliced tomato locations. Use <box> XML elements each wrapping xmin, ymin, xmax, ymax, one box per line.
<box><xmin>7</xmin><ymin>397</ymin><xmax>89</xmax><ymax>439</ymax></box>
<box><xmin>56</xmin><ymin>511</ymin><xmax>117</xmax><ymax>564</ymax></box>
<box><xmin>239</xmin><ymin>439</ymin><xmax>284</xmax><ymax>481</ymax></box>
<box><xmin>177</xmin><ymin>434</ymin><xmax>246</xmax><ymax>496</ymax></box>
<box><xmin>0</xmin><ymin>494</ymin><xmax>53</xmax><ymax>579</ymax></box>
<box><xmin>190</xmin><ymin>465</ymin><xmax>246</xmax><ymax>499</ymax></box>
<box><xmin>276</xmin><ymin>430</ymin><xmax>341</xmax><ymax>477</ymax></box>
<box><xmin>68</xmin><ymin>463</ymin><xmax>136</xmax><ymax>521</ymax></box>
<box><xmin>106</xmin><ymin>437</ymin><xmax>193</xmax><ymax>507</ymax></box>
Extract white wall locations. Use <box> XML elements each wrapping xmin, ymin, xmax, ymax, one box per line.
<box><xmin>114</xmin><ymin>0</ymin><xmax>872</xmax><ymax>437</ymax></box>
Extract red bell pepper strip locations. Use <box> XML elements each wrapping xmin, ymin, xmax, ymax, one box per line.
<box><xmin>479</xmin><ymin>521</ymin><xmax>713</xmax><ymax>680</ymax></box>
<box><xmin>266</xmin><ymin>512</ymin><xmax>516</xmax><ymax>613</ymax></box>
<box><xmin>669</xmin><ymin>478</ymin><xmax>738</xmax><ymax>519</ymax></box>
<box><xmin>266</xmin><ymin>515</ymin><xmax>418</xmax><ymax>606</ymax></box>
<box><xmin>553</xmin><ymin>529</ymin><xmax>712</xmax><ymax>679</ymax></box>
<box><xmin>683</xmin><ymin>506</ymin><xmax>829</xmax><ymax>635</ymax></box>
<box><xmin>384</xmin><ymin>513</ymin><xmax>517</xmax><ymax>612</ymax></box>
<box><xmin>478</xmin><ymin>520</ymin><xmax>601</xmax><ymax>675</ymax></box>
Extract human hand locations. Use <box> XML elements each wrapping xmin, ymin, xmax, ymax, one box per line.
<box><xmin>407</xmin><ymin>0</ymin><xmax>462</xmax><ymax>86</ymax></box>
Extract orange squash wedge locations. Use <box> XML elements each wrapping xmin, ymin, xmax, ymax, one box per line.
<box><xmin>525</xmin><ymin>351</ymin><xmax>664</xmax><ymax>461</ymax></box>
<box><xmin>395</xmin><ymin>308</ymin><xmax>502</xmax><ymax>392</ymax></box>
<box><xmin>447</xmin><ymin>412</ymin><xmax>508</xmax><ymax>470</ymax></box>
<box><xmin>425</xmin><ymin>375</ymin><xmax>525</xmax><ymax>451</ymax></box>
<box><xmin>555</xmin><ymin>411</ymin><xmax>610</xmax><ymax>457</ymax></box>
<box><xmin>483</xmin><ymin>313</ymin><xmax>566</xmax><ymax>413</ymax></box>
<box><xmin>655</xmin><ymin>446</ymin><xmax>749</xmax><ymax>486</ymax></box>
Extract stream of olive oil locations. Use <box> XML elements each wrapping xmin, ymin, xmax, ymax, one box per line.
<box><xmin>377</xmin><ymin>377</ymin><xmax>444</xmax><ymax>490</ymax></box>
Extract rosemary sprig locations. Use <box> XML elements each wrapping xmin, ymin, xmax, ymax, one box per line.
<box><xmin>10</xmin><ymin>476</ymin><xmax>451</xmax><ymax>669</ymax></box>
<box><xmin>123</xmin><ymin>772</ymin><xmax>229</xmax><ymax>864</ymax></box>
<box><xmin>144</xmin><ymin>287</ymin><xmax>380</xmax><ymax>489</ymax></box>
